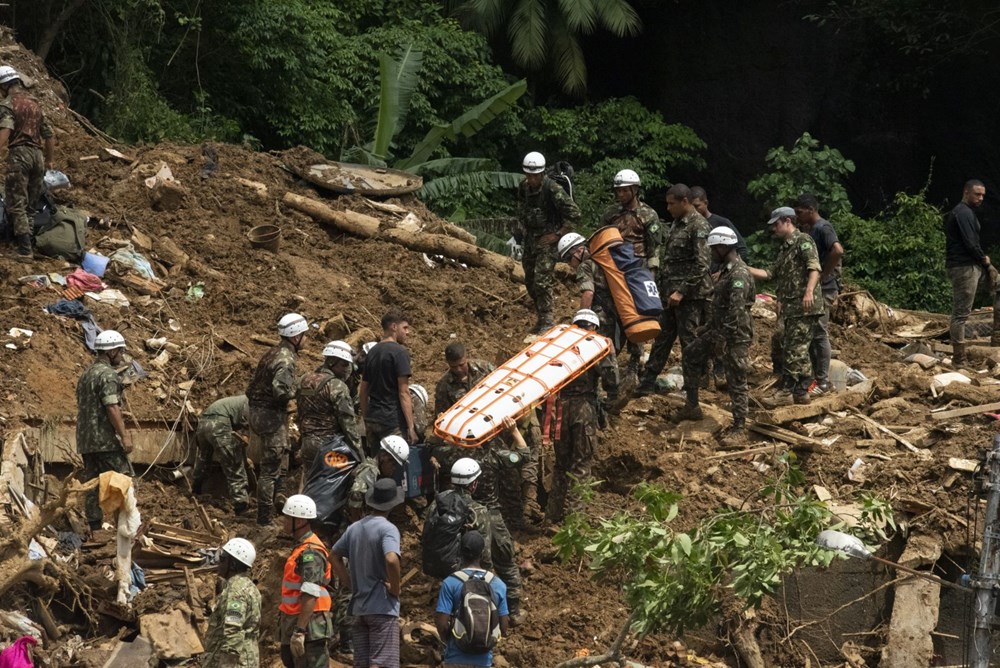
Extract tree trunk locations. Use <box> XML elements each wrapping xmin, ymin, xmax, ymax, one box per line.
<box><xmin>554</xmin><ymin>612</ymin><xmax>636</xmax><ymax>668</ymax></box>
<box><xmin>35</xmin><ymin>0</ymin><xmax>89</xmax><ymax>62</ymax></box>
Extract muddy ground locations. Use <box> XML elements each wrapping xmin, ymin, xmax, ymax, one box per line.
<box><xmin>1</xmin><ymin>26</ymin><xmax>998</xmax><ymax>668</ymax></box>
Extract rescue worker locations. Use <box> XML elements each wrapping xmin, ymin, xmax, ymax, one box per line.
<box><xmin>749</xmin><ymin>207</ymin><xmax>824</xmax><ymax>405</ymax></box>
<box><xmin>202</xmin><ymin>537</ymin><xmax>261</xmax><ymax>668</ymax></box>
<box><xmin>637</xmin><ymin>184</ymin><xmax>712</xmax><ymax>396</ymax></box>
<box><xmin>247</xmin><ymin>313</ymin><xmax>306</xmax><ymax>525</ymax></box>
<box><xmin>409</xmin><ymin>383</ymin><xmax>430</xmax><ymax>443</ymax></box>
<box><xmin>517</xmin><ymin>151</ymin><xmax>581</xmax><ymax>333</ymax></box>
<box><xmin>296</xmin><ymin>340</ymin><xmax>362</xmax><ymax>484</ymax></box>
<box><xmin>547</xmin><ymin>310</ymin><xmax>617</xmax><ymax>524</ymax></box>
<box><xmin>192</xmin><ymin>394</ymin><xmax>251</xmax><ymax>515</ymax></box>
<box><xmin>346</xmin><ymin>435</ymin><xmax>409</xmax><ymax>522</ymax></box>
<box><xmin>76</xmin><ymin>330</ymin><xmax>134</xmax><ymax>531</ymax></box>
<box><xmin>0</xmin><ymin>66</ymin><xmax>55</xmax><ymax>259</ymax></box>
<box><xmin>431</xmin><ymin>342</ymin><xmax>495</xmax><ymax>484</ymax></box>
<box><xmin>424</xmin><ymin>457</ymin><xmax>495</xmax><ymax>569</ymax></box>
<box><xmin>679</xmin><ymin>228</ymin><xmax>755</xmax><ymax>443</ymax></box>
<box><xmin>601</xmin><ymin>169</ymin><xmax>662</xmax><ymax>377</ymax></box>
<box><xmin>279</xmin><ymin>495</ymin><xmax>333</xmax><ymax>668</ymax></box>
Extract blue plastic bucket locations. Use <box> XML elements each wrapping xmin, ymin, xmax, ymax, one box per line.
<box><xmin>81</xmin><ymin>252</ymin><xmax>109</xmax><ymax>277</ymax></box>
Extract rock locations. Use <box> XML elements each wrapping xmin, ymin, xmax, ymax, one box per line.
<box><xmin>150</xmin><ymin>180</ymin><xmax>188</xmax><ymax>211</ymax></box>
<box><xmin>140</xmin><ymin>608</ymin><xmax>203</xmax><ymax>659</ymax></box>
<box><xmin>813</xmin><ymin>485</ymin><xmax>832</xmax><ymax>502</ymax></box>
<box><xmin>153</xmin><ymin>237</ymin><xmax>190</xmax><ymax>268</ymax></box>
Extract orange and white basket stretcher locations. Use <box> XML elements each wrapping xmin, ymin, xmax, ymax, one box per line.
<box><xmin>434</xmin><ymin>324</ymin><xmax>613</xmax><ymax>447</ymax></box>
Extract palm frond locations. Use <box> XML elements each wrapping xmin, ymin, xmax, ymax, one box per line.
<box><xmin>549</xmin><ymin>23</ymin><xmax>588</xmax><ymax>96</ymax></box>
<box><xmin>418</xmin><ymin>170</ymin><xmax>523</xmax><ymax>201</ymax></box>
<box><xmin>461</xmin><ymin>0</ymin><xmax>509</xmax><ymax>35</ymax></box>
<box><xmin>410</xmin><ymin>157</ymin><xmax>501</xmax><ymax>176</ymax></box>
<box><xmin>595</xmin><ymin>0</ymin><xmax>642</xmax><ymax>36</ymax></box>
<box><xmin>372</xmin><ymin>45</ymin><xmax>424</xmax><ymax>160</ymax></box>
<box><xmin>340</xmin><ymin>145</ymin><xmax>388</xmax><ymax>167</ymax></box>
<box><xmin>509</xmin><ymin>0</ymin><xmax>548</xmax><ymax>67</ymax></box>
<box><xmin>559</xmin><ymin>0</ymin><xmax>598</xmax><ymax>34</ymax></box>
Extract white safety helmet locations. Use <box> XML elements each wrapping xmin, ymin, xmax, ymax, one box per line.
<box><xmin>451</xmin><ymin>457</ymin><xmax>482</xmax><ymax>486</ymax></box>
<box><xmin>613</xmin><ymin>169</ymin><xmax>641</xmax><ymax>188</ymax></box>
<box><xmin>322</xmin><ymin>340</ymin><xmax>354</xmax><ymax>364</ymax></box>
<box><xmin>557</xmin><ymin>232</ymin><xmax>587</xmax><ymax>260</ymax></box>
<box><xmin>277</xmin><ymin>312</ymin><xmax>308</xmax><ymax>338</ymax></box>
<box><xmin>362</xmin><ymin>341</ymin><xmax>378</xmax><ymax>355</ymax></box>
<box><xmin>282</xmin><ymin>494</ymin><xmax>317</xmax><ymax>519</ymax></box>
<box><xmin>410</xmin><ymin>383</ymin><xmax>429</xmax><ymax>407</ymax></box>
<box><xmin>573</xmin><ymin>309</ymin><xmax>601</xmax><ymax>328</ymax></box>
<box><xmin>94</xmin><ymin>330</ymin><xmax>127</xmax><ymax>351</ymax></box>
<box><xmin>0</xmin><ymin>66</ymin><xmax>20</xmax><ymax>86</ymax></box>
<box><xmin>222</xmin><ymin>537</ymin><xmax>257</xmax><ymax>568</ymax></box>
<box><xmin>522</xmin><ymin>151</ymin><xmax>546</xmax><ymax>174</ymax></box>
<box><xmin>707</xmin><ymin>226</ymin><xmax>739</xmax><ymax>247</ymax></box>
<box><xmin>380</xmin><ymin>435</ymin><xmax>410</xmax><ymax>465</ymax></box>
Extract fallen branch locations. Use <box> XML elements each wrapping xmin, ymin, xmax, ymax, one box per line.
<box><xmin>554</xmin><ymin>612</ymin><xmax>636</xmax><ymax>668</ymax></box>
<box><xmin>848</xmin><ymin>408</ymin><xmax>926</xmax><ymax>456</ymax></box>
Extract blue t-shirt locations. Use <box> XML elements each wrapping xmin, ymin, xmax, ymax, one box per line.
<box><xmin>436</xmin><ymin>568</ymin><xmax>509</xmax><ymax>666</ymax></box>
<box><xmin>333</xmin><ymin>515</ymin><xmax>401</xmax><ymax>616</ymax></box>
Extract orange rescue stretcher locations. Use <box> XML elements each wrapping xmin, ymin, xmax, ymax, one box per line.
<box><xmin>588</xmin><ymin>226</ymin><xmax>662</xmax><ymax>344</ymax></box>
<box><xmin>433</xmin><ymin>324</ymin><xmax>613</xmax><ymax>447</ymax></box>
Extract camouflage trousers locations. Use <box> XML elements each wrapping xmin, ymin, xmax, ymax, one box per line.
<box><xmin>522</xmin><ymin>236</ymin><xmax>556</xmax><ymax>320</ymax></box>
<box><xmin>364</xmin><ymin>420</ymin><xmax>401</xmax><ymax>459</ymax></box>
<box><xmin>6</xmin><ymin>145</ymin><xmax>44</xmax><ymax>237</ymax></box>
<box><xmin>82</xmin><ymin>449</ymin><xmax>134</xmax><ymax>528</ymax></box>
<box><xmin>640</xmin><ymin>299</ymin><xmax>707</xmax><ymax>388</ymax></box>
<box><xmin>781</xmin><ymin>314</ymin><xmax>821</xmax><ymax>384</ymax></box>
<box><xmin>193</xmin><ymin>417</ymin><xmax>249</xmax><ymax>506</ymax></box>
<box><xmin>682</xmin><ymin>336</ymin><xmax>751</xmax><ymax>422</ymax></box>
<box><xmin>547</xmin><ymin>396</ymin><xmax>596</xmax><ymax>524</ymax></box>
<box><xmin>251</xmin><ymin>413</ymin><xmax>288</xmax><ymax>519</ymax></box>
<box><xmin>280</xmin><ymin>611</ymin><xmax>333</xmax><ymax>668</ymax></box>
<box><xmin>497</xmin><ymin>412</ymin><xmax>542</xmax><ymax>528</ymax></box>
<box><xmin>487</xmin><ymin>506</ymin><xmax>522</xmax><ymax>605</ymax></box>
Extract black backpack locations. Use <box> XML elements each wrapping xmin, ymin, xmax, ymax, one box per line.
<box><xmin>546</xmin><ymin>160</ymin><xmax>575</xmax><ymax>201</ymax></box>
<box><xmin>421</xmin><ymin>490</ymin><xmax>472</xmax><ymax>579</ymax></box>
<box><xmin>450</xmin><ymin>570</ymin><xmax>501</xmax><ymax>654</ymax></box>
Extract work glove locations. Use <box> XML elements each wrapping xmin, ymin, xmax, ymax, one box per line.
<box><xmin>291</xmin><ymin>630</ymin><xmax>306</xmax><ymax>658</ymax></box>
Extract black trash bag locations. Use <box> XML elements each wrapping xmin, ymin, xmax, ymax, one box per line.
<box><xmin>302</xmin><ymin>435</ymin><xmax>361</xmax><ymax>533</ymax></box>
<box><xmin>421</xmin><ymin>489</ymin><xmax>472</xmax><ymax>579</ymax></box>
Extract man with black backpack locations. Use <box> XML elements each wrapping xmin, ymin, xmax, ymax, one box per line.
<box><xmin>518</xmin><ymin>151</ymin><xmax>581</xmax><ymax>333</ymax></box>
<box><xmin>422</xmin><ymin>458</ymin><xmax>493</xmax><ymax>578</ymax></box>
<box><xmin>434</xmin><ymin>530</ymin><xmax>509</xmax><ymax>668</ymax></box>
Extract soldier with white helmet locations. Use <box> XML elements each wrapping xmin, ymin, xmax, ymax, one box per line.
<box><xmin>202</xmin><ymin>537</ymin><xmax>261</xmax><ymax>668</ymax></box>
<box><xmin>548</xmin><ymin>310</ymin><xmax>618</xmax><ymax>525</ymax></box>
<box><xmin>346</xmin><ymin>435</ymin><xmax>409</xmax><ymax>522</ymax></box>
<box><xmin>296</xmin><ymin>340</ymin><xmax>362</xmax><ymax>483</ymax></box>
<box><xmin>679</xmin><ymin>226</ymin><xmax>756</xmax><ymax>444</ymax></box>
<box><xmin>247</xmin><ymin>312</ymin><xmax>308</xmax><ymax>525</ymax></box>
<box><xmin>0</xmin><ymin>65</ymin><xmax>55</xmax><ymax>259</ymax></box>
<box><xmin>76</xmin><ymin>330</ymin><xmax>134</xmax><ymax>530</ymax></box>
<box><xmin>517</xmin><ymin>151</ymin><xmax>582</xmax><ymax>333</ymax></box>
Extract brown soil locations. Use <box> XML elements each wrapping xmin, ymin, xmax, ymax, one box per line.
<box><xmin>0</xmin><ymin>26</ymin><xmax>995</xmax><ymax>668</ymax></box>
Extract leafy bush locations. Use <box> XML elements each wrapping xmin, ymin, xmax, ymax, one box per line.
<box><xmin>747</xmin><ymin>132</ymin><xmax>855</xmax><ymax>217</ymax></box>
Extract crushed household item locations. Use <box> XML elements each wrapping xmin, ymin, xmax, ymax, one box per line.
<box><xmin>930</xmin><ymin>372</ymin><xmax>972</xmax><ymax>398</ymax></box>
<box><xmin>99</xmin><ymin>472</ymin><xmax>142</xmax><ymax>605</ymax></box>
<box><xmin>656</xmin><ymin>371</ymin><xmax>685</xmax><ymax>392</ymax></box>
<box><xmin>109</xmin><ymin>247</ymin><xmax>157</xmax><ymax>280</ymax></box>
<box><xmin>143</xmin><ymin>163</ymin><xmax>175</xmax><ymax>189</ymax></box>
<box><xmin>7</xmin><ymin>328</ymin><xmax>32</xmax><ymax>339</ymax></box>
<box><xmin>80</xmin><ymin>252</ymin><xmax>110</xmax><ymax>278</ymax></box>
<box><xmin>67</xmin><ymin>267</ymin><xmax>104</xmax><ymax>292</ymax></box>
<box><xmin>296</xmin><ymin>161</ymin><xmax>423</xmax><ymax>196</ymax></box>
<box><xmin>904</xmin><ymin>353</ymin><xmax>939</xmax><ymax>370</ymax></box>
<box><xmin>846</xmin><ymin>368</ymin><xmax>868</xmax><ymax>386</ymax></box>
<box><xmin>44</xmin><ymin>169</ymin><xmax>71</xmax><ymax>190</ymax></box>
<box><xmin>247</xmin><ymin>224</ymin><xmax>281</xmax><ymax>251</ymax></box>
<box><xmin>16</xmin><ymin>274</ymin><xmax>51</xmax><ymax>289</ymax></box>
<box><xmin>85</xmin><ymin>288</ymin><xmax>130</xmax><ymax>308</ymax></box>
<box><xmin>0</xmin><ymin>635</ymin><xmax>38</xmax><ymax>668</ymax></box>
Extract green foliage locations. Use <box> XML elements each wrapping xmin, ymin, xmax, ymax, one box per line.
<box><xmin>553</xmin><ymin>454</ymin><xmax>888</xmax><ymax>636</ymax></box>
<box><xmin>836</xmin><ymin>189</ymin><xmax>950</xmax><ymax>312</ymax></box>
<box><xmin>747</xmin><ymin>132</ymin><xmax>856</xmax><ymax>218</ymax></box>
<box><xmin>453</xmin><ymin>0</ymin><xmax>642</xmax><ymax>95</ymax></box>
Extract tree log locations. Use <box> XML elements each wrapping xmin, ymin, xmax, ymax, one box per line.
<box><xmin>283</xmin><ymin>192</ymin><xmax>528</xmax><ymax>283</ymax></box>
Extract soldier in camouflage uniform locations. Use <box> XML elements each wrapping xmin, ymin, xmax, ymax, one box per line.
<box><xmin>192</xmin><ymin>394</ymin><xmax>251</xmax><ymax>515</ymax></box>
<box><xmin>425</xmin><ymin>457</ymin><xmax>494</xmax><ymax>569</ymax></box>
<box><xmin>602</xmin><ymin>169</ymin><xmax>662</xmax><ymax>376</ymax></box>
<box><xmin>297</xmin><ymin>341</ymin><xmax>362</xmax><ymax>483</ymax></box>
<box><xmin>76</xmin><ymin>330</ymin><xmax>134</xmax><ymax>530</ymax></box>
<box><xmin>547</xmin><ymin>310</ymin><xmax>618</xmax><ymax>524</ymax></box>
<box><xmin>202</xmin><ymin>537</ymin><xmax>261</xmax><ymax>668</ymax></box>
<box><xmin>680</xmin><ymin>228</ymin><xmax>755</xmax><ymax>443</ymax></box>
<box><xmin>638</xmin><ymin>184</ymin><xmax>713</xmax><ymax>396</ymax></box>
<box><xmin>749</xmin><ymin>207</ymin><xmax>824</xmax><ymax>405</ymax></box>
<box><xmin>517</xmin><ymin>151</ymin><xmax>581</xmax><ymax>333</ymax></box>
<box><xmin>247</xmin><ymin>313</ymin><xmax>306</xmax><ymax>525</ymax></box>
<box><xmin>0</xmin><ymin>67</ymin><xmax>55</xmax><ymax>259</ymax></box>
<box><xmin>345</xmin><ymin>435</ymin><xmax>408</xmax><ymax>522</ymax></box>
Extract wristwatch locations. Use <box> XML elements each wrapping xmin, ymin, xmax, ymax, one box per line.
<box><xmin>295</xmin><ymin>627</ymin><xmax>307</xmax><ymax>634</ymax></box>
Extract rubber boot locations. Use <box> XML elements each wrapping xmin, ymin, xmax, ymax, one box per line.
<box><xmin>673</xmin><ymin>388</ymin><xmax>703</xmax><ymax>422</ymax></box>
<box><xmin>233</xmin><ymin>501</ymin><xmax>250</xmax><ymax>516</ymax></box>
<box><xmin>339</xmin><ymin>629</ymin><xmax>354</xmax><ymax>656</ymax></box>
<box><xmin>721</xmin><ymin>419</ymin><xmax>748</xmax><ymax>448</ymax></box>
<box><xmin>14</xmin><ymin>234</ymin><xmax>31</xmax><ymax>260</ymax></box>
<box><xmin>256</xmin><ymin>505</ymin><xmax>272</xmax><ymax>526</ymax></box>
<box><xmin>953</xmin><ymin>342</ymin><xmax>967</xmax><ymax>367</ymax></box>
<box><xmin>522</xmin><ymin>481</ymin><xmax>544</xmax><ymax>523</ymax></box>
<box><xmin>534</xmin><ymin>311</ymin><xmax>554</xmax><ymax>334</ymax></box>
<box><xmin>508</xmin><ymin>598</ymin><xmax>526</xmax><ymax>627</ymax></box>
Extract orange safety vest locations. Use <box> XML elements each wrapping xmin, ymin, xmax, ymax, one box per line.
<box><xmin>279</xmin><ymin>533</ymin><xmax>332</xmax><ymax>615</ymax></box>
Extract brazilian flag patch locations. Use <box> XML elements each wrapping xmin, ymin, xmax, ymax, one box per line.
<box><xmin>801</xmin><ymin>243</ymin><xmax>812</xmax><ymax>250</ymax></box>
<box><xmin>733</xmin><ymin>280</ymin><xmax>745</xmax><ymax>288</ymax></box>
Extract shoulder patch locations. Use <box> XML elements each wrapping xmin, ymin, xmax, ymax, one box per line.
<box><xmin>300</xmin><ymin>552</ymin><xmax>315</xmax><ymax>563</ymax></box>
<box><xmin>732</xmin><ymin>280</ymin><xmax>745</xmax><ymax>288</ymax></box>
<box><xmin>800</xmin><ymin>242</ymin><xmax>812</xmax><ymax>250</ymax></box>
<box><xmin>648</xmin><ymin>223</ymin><xmax>659</xmax><ymax>233</ymax></box>
<box><xmin>696</xmin><ymin>230</ymin><xmax>708</xmax><ymax>238</ymax></box>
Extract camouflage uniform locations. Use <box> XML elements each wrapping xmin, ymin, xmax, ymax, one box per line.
<box><xmin>518</xmin><ymin>177</ymin><xmax>581</xmax><ymax>329</ymax></box>
<box><xmin>770</xmin><ymin>230</ymin><xmax>824</xmax><ymax>394</ymax></box>
<box><xmin>193</xmin><ymin>395</ymin><xmax>250</xmax><ymax>507</ymax></box>
<box><xmin>576</xmin><ymin>255</ymin><xmax>627</xmax><ymax>362</ymax></box>
<box><xmin>425</xmin><ymin>487</ymin><xmax>494</xmax><ymax>570</ymax></box>
<box><xmin>246</xmin><ymin>340</ymin><xmax>297</xmax><ymax>523</ymax></box>
<box><xmin>431</xmin><ymin>360</ymin><xmax>495</xmax><ymax>480</ymax></box>
<box><xmin>76</xmin><ymin>359</ymin><xmax>133</xmax><ymax>527</ymax></box>
<box><xmin>0</xmin><ymin>91</ymin><xmax>53</xmax><ymax>240</ymax></box>
<box><xmin>279</xmin><ymin>535</ymin><xmax>334</xmax><ymax>668</ymax></box>
<box><xmin>602</xmin><ymin>201</ymin><xmax>662</xmax><ymax>373</ymax></box>
<box><xmin>201</xmin><ymin>572</ymin><xmax>261</xmax><ymax>668</ymax></box>
<box><xmin>548</xmin><ymin>353</ymin><xmax>617</xmax><ymax>524</ymax></box>
<box><xmin>296</xmin><ymin>366</ymin><xmax>362</xmax><ymax>472</ymax></box>
<box><xmin>640</xmin><ymin>211</ymin><xmax>712</xmax><ymax>391</ymax></box>
<box><xmin>681</xmin><ymin>258</ymin><xmax>755</xmax><ymax>423</ymax></box>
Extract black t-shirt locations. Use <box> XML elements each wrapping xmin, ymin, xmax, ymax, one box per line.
<box><xmin>809</xmin><ymin>218</ymin><xmax>842</xmax><ymax>293</ymax></box>
<box><xmin>362</xmin><ymin>341</ymin><xmax>412</xmax><ymax>429</ymax></box>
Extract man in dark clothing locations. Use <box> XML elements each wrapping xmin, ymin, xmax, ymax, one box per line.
<box><xmin>945</xmin><ymin>179</ymin><xmax>999</xmax><ymax>361</ymax></box>
<box><xmin>691</xmin><ymin>187</ymin><xmax>749</xmax><ymax>265</ymax></box>
<box><xmin>793</xmin><ymin>194</ymin><xmax>844</xmax><ymax>393</ymax></box>
<box><xmin>0</xmin><ymin>66</ymin><xmax>55</xmax><ymax>259</ymax></box>
<box><xmin>360</xmin><ymin>309</ymin><xmax>416</xmax><ymax>455</ymax></box>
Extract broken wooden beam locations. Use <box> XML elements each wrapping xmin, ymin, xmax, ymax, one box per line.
<box><xmin>705</xmin><ymin>442</ymin><xmax>788</xmax><ymax>460</ymax></box>
<box><xmin>931</xmin><ymin>400</ymin><xmax>1000</xmax><ymax>421</ymax></box>
<box><xmin>148</xmin><ymin>521</ymin><xmax>218</xmax><ymax>545</ymax></box>
<box><xmin>849</xmin><ymin>408</ymin><xmax>926</xmax><ymax>456</ymax></box>
<box><xmin>748</xmin><ymin>422</ymin><xmax>826</xmax><ymax>451</ymax></box>
<box><xmin>762</xmin><ymin>387</ymin><xmax>867</xmax><ymax>424</ymax></box>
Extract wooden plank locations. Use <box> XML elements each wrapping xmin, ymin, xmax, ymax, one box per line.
<box><xmin>849</xmin><ymin>408</ymin><xmax>925</xmax><ymax>455</ymax></box>
<box><xmin>749</xmin><ymin>422</ymin><xmax>826</xmax><ymax>450</ymax></box>
<box><xmin>930</xmin><ymin>401</ymin><xmax>1000</xmax><ymax>421</ymax></box>
<box><xmin>705</xmin><ymin>443</ymin><xmax>788</xmax><ymax>460</ymax></box>
<box><xmin>195</xmin><ymin>501</ymin><xmax>220</xmax><ymax>538</ymax></box>
<box><xmin>149</xmin><ymin>521</ymin><xmax>218</xmax><ymax>544</ymax></box>
<box><xmin>764</xmin><ymin>388</ymin><xmax>867</xmax><ymax>424</ymax></box>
